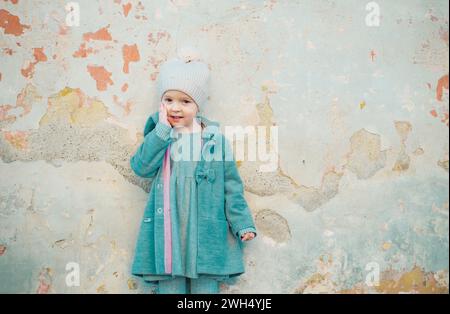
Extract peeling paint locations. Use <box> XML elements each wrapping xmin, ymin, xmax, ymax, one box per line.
<box><xmin>3</xmin><ymin>130</ymin><xmax>28</xmax><ymax>150</ymax></box>
<box><xmin>21</xmin><ymin>48</ymin><xmax>47</xmax><ymax>79</ymax></box>
<box><xmin>436</xmin><ymin>74</ymin><xmax>449</xmax><ymax>102</ymax></box>
<box><xmin>295</xmin><ymin>260</ymin><xmax>449</xmax><ymax>294</ymax></box>
<box><xmin>96</xmin><ymin>284</ymin><xmax>107</xmax><ymax>294</ymax></box>
<box><xmin>0</xmin><ymin>9</ymin><xmax>29</xmax><ymax>36</ymax></box>
<box><xmin>73</xmin><ymin>43</ymin><xmax>98</xmax><ymax>58</ymax></box>
<box><xmin>83</xmin><ymin>26</ymin><xmax>112</xmax><ymax>42</ymax></box>
<box><xmin>0</xmin><ymin>86</ymin><xmax>149</xmax><ymax>193</ymax></box>
<box><xmin>255</xmin><ymin>208</ymin><xmax>291</xmax><ymax>243</ymax></box>
<box><xmin>345</xmin><ymin>129</ymin><xmax>387</xmax><ymax>179</ymax></box>
<box><xmin>291</xmin><ymin>170</ymin><xmax>343</xmax><ymax>212</ymax></box>
<box><xmin>36</xmin><ymin>267</ymin><xmax>52</xmax><ymax>294</ymax></box>
<box><xmin>237</xmin><ymin>96</ymin><xmax>299</xmax><ymax>197</ymax></box>
<box><xmin>0</xmin><ymin>83</ymin><xmax>42</xmax><ymax>130</ymax></box>
<box><xmin>392</xmin><ymin>121</ymin><xmax>412</xmax><ymax>172</ymax></box>
<box><xmin>375</xmin><ymin>266</ymin><xmax>449</xmax><ymax>294</ymax></box>
<box><xmin>40</xmin><ymin>87</ymin><xmax>110</xmax><ymax>126</ymax></box>
<box><xmin>122</xmin><ymin>44</ymin><xmax>140</xmax><ymax>74</ymax></box>
<box><xmin>437</xmin><ymin>158</ymin><xmax>449</xmax><ymax>172</ymax></box>
<box><xmin>87</xmin><ymin>65</ymin><xmax>114</xmax><ymax>91</ymax></box>
<box><xmin>122</xmin><ymin>3</ymin><xmax>132</xmax><ymax>17</ymax></box>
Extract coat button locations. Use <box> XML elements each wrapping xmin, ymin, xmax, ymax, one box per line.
<box><xmin>157</xmin><ymin>207</ymin><xmax>163</xmax><ymax>214</ymax></box>
<box><xmin>143</xmin><ymin>217</ymin><xmax>152</xmax><ymax>222</ymax></box>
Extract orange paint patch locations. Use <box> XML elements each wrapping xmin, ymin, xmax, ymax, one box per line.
<box><xmin>0</xmin><ymin>9</ymin><xmax>30</xmax><ymax>36</ymax></box>
<box><xmin>83</xmin><ymin>26</ymin><xmax>112</xmax><ymax>42</ymax></box>
<box><xmin>121</xmin><ymin>83</ymin><xmax>128</xmax><ymax>92</ymax></box>
<box><xmin>430</xmin><ymin>109</ymin><xmax>438</xmax><ymax>117</ymax></box>
<box><xmin>73</xmin><ymin>43</ymin><xmax>97</xmax><ymax>58</ymax></box>
<box><xmin>21</xmin><ymin>63</ymin><xmax>34</xmax><ymax>78</ymax></box>
<box><xmin>123</xmin><ymin>3</ymin><xmax>132</xmax><ymax>17</ymax></box>
<box><xmin>87</xmin><ymin>65</ymin><xmax>114</xmax><ymax>91</ymax></box>
<box><xmin>33</xmin><ymin>47</ymin><xmax>47</xmax><ymax>62</ymax></box>
<box><xmin>436</xmin><ymin>74</ymin><xmax>449</xmax><ymax>101</ymax></box>
<box><xmin>21</xmin><ymin>47</ymin><xmax>47</xmax><ymax>78</ymax></box>
<box><xmin>122</xmin><ymin>44</ymin><xmax>140</xmax><ymax>73</ymax></box>
<box><xmin>3</xmin><ymin>130</ymin><xmax>28</xmax><ymax>150</ymax></box>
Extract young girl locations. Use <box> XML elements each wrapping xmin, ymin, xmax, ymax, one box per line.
<box><xmin>130</xmin><ymin>56</ymin><xmax>257</xmax><ymax>294</ymax></box>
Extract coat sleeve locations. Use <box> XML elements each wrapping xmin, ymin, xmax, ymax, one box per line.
<box><xmin>130</xmin><ymin>121</ymin><xmax>172</xmax><ymax>178</ymax></box>
<box><xmin>222</xmin><ymin>135</ymin><xmax>258</xmax><ymax>239</ymax></box>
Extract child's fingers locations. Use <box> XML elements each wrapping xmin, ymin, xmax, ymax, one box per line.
<box><xmin>241</xmin><ymin>232</ymin><xmax>255</xmax><ymax>241</ymax></box>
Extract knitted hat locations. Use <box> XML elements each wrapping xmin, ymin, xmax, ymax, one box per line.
<box><xmin>157</xmin><ymin>47</ymin><xmax>210</xmax><ymax>112</ymax></box>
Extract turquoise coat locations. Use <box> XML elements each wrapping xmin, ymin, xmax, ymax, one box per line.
<box><xmin>130</xmin><ymin>112</ymin><xmax>257</xmax><ymax>278</ymax></box>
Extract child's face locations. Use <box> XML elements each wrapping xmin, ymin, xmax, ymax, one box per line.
<box><xmin>162</xmin><ymin>90</ymin><xmax>200</xmax><ymax>130</ymax></box>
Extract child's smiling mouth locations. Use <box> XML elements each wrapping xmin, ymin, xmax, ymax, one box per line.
<box><xmin>169</xmin><ymin>115</ymin><xmax>184</xmax><ymax>122</ymax></box>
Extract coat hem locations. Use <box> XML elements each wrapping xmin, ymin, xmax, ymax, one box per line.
<box><xmin>132</xmin><ymin>271</ymin><xmax>244</xmax><ymax>283</ymax></box>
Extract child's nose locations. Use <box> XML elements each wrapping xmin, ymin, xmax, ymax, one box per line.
<box><xmin>168</xmin><ymin>101</ymin><xmax>181</xmax><ymax>109</ymax></box>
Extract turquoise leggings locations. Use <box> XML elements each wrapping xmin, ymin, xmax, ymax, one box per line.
<box><xmin>157</xmin><ymin>277</ymin><xmax>220</xmax><ymax>294</ymax></box>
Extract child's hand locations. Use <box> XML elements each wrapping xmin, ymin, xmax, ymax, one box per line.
<box><xmin>159</xmin><ymin>102</ymin><xmax>171</xmax><ymax>127</ymax></box>
<box><xmin>240</xmin><ymin>232</ymin><xmax>256</xmax><ymax>241</ymax></box>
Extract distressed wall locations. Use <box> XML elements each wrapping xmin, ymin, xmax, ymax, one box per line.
<box><xmin>0</xmin><ymin>0</ymin><xmax>448</xmax><ymax>293</ymax></box>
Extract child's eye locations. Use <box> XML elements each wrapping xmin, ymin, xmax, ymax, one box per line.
<box><xmin>183</xmin><ymin>100</ymin><xmax>191</xmax><ymax>104</ymax></box>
